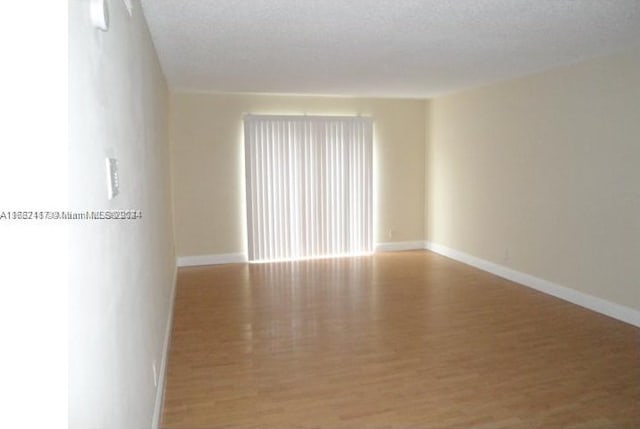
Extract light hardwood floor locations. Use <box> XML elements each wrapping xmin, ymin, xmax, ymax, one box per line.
<box><xmin>161</xmin><ymin>251</ymin><xmax>639</xmax><ymax>428</ymax></box>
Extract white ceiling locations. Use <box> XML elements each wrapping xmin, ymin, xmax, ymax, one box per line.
<box><xmin>140</xmin><ymin>0</ymin><xmax>640</xmax><ymax>98</ymax></box>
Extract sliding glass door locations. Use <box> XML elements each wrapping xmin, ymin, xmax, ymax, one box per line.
<box><xmin>244</xmin><ymin>115</ymin><xmax>373</xmax><ymax>262</ymax></box>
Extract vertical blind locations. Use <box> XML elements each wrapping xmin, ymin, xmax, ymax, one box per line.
<box><xmin>244</xmin><ymin>115</ymin><xmax>373</xmax><ymax>262</ymax></box>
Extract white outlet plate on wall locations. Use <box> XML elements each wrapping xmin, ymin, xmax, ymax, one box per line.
<box><xmin>152</xmin><ymin>360</ymin><xmax>158</xmax><ymax>387</ymax></box>
<box><xmin>106</xmin><ymin>158</ymin><xmax>119</xmax><ymax>199</ymax></box>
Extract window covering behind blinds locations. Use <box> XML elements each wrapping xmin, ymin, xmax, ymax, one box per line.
<box><xmin>244</xmin><ymin>115</ymin><xmax>373</xmax><ymax>262</ymax></box>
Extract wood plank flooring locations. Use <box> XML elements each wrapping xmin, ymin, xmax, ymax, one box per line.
<box><xmin>161</xmin><ymin>251</ymin><xmax>639</xmax><ymax>428</ymax></box>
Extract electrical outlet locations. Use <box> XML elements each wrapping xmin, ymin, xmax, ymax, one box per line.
<box><xmin>504</xmin><ymin>249</ymin><xmax>510</xmax><ymax>264</ymax></box>
<box><xmin>106</xmin><ymin>157</ymin><xmax>119</xmax><ymax>199</ymax></box>
<box><xmin>152</xmin><ymin>360</ymin><xmax>158</xmax><ymax>387</ymax></box>
<box><xmin>388</xmin><ymin>228</ymin><xmax>394</xmax><ymax>239</ymax></box>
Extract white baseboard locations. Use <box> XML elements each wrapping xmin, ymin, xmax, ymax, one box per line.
<box><xmin>376</xmin><ymin>241</ymin><xmax>427</xmax><ymax>252</ymax></box>
<box><xmin>180</xmin><ymin>245</ymin><xmax>428</xmax><ymax>264</ymax></box>
<box><xmin>424</xmin><ymin>241</ymin><xmax>640</xmax><ymax>328</ymax></box>
<box><xmin>152</xmin><ymin>264</ymin><xmax>179</xmax><ymax>429</ymax></box>
<box><xmin>177</xmin><ymin>252</ymin><xmax>247</xmax><ymax>267</ymax></box>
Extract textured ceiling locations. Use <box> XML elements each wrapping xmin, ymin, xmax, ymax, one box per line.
<box><xmin>140</xmin><ymin>0</ymin><xmax>640</xmax><ymax>97</ymax></box>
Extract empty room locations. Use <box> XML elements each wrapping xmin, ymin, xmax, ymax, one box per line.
<box><xmin>67</xmin><ymin>0</ymin><xmax>639</xmax><ymax>428</ymax></box>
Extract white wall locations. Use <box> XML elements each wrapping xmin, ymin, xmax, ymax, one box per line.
<box><xmin>170</xmin><ymin>93</ymin><xmax>427</xmax><ymax>259</ymax></box>
<box><xmin>0</xmin><ymin>3</ymin><xmax>68</xmax><ymax>428</ymax></box>
<box><xmin>427</xmin><ymin>46</ymin><xmax>640</xmax><ymax>312</ymax></box>
<box><xmin>68</xmin><ymin>1</ymin><xmax>176</xmax><ymax>428</ymax></box>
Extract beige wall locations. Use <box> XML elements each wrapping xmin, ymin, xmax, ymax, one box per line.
<box><xmin>69</xmin><ymin>1</ymin><xmax>175</xmax><ymax>428</ymax></box>
<box><xmin>171</xmin><ymin>93</ymin><xmax>426</xmax><ymax>257</ymax></box>
<box><xmin>427</xmin><ymin>47</ymin><xmax>640</xmax><ymax>310</ymax></box>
